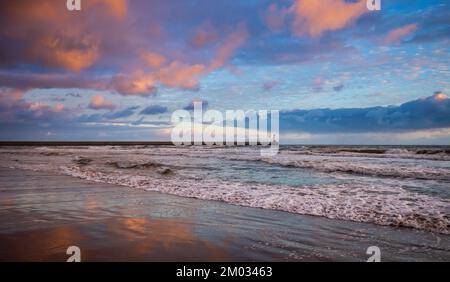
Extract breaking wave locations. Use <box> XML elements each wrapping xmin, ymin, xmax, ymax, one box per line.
<box><xmin>260</xmin><ymin>156</ymin><xmax>450</xmax><ymax>181</ymax></box>
<box><xmin>55</xmin><ymin>165</ymin><xmax>450</xmax><ymax>235</ymax></box>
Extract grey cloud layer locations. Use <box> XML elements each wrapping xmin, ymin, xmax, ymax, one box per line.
<box><xmin>281</xmin><ymin>93</ymin><xmax>450</xmax><ymax>133</ymax></box>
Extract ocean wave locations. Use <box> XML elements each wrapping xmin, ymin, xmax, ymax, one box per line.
<box><xmin>280</xmin><ymin>146</ymin><xmax>450</xmax><ymax>161</ymax></box>
<box><xmin>106</xmin><ymin>160</ymin><xmax>162</xmax><ymax>169</ymax></box>
<box><xmin>55</xmin><ymin>165</ymin><xmax>450</xmax><ymax>235</ymax></box>
<box><xmin>260</xmin><ymin>156</ymin><xmax>450</xmax><ymax>181</ymax></box>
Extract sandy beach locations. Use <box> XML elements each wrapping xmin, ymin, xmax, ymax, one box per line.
<box><xmin>1</xmin><ymin>167</ymin><xmax>449</xmax><ymax>262</ymax></box>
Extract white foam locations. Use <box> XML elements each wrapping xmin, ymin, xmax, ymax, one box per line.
<box><xmin>57</xmin><ymin>165</ymin><xmax>450</xmax><ymax>235</ymax></box>
<box><xmin>261</xmin><ymin>154</ymin><xmax>450</xmax><ymax>181</ymax></box>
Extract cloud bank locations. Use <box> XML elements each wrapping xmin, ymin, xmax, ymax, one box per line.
<box><xmin>281</xmin><ymin>93</ymin><xmax>450</xmax><ymax>133</ymax></box>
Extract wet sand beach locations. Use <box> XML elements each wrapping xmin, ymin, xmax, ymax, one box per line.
<box><xmin>0</xmin><ymin>167</ymin><xmax>449</xmax><ymax>262</ymax></box>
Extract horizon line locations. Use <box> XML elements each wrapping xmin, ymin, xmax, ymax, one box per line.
<box><xmin>0</xmin><ymin>141</ymin><xmax>448</xmax><ymax>147</ymax></box>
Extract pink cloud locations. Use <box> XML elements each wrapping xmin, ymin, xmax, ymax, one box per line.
<box><xmin>290</xmin><ymin>0</ymin><xmax>368</xmax><ymax>37</ymax></box>
<box><xmin>54</xmin><ymin>103</ymin><xmax>65</xmax><ymax>112</ymax></box>
<box><xmin>0</xmin><ymin>88</ymin><xmax>69</xmax><ymax>121</ymax></box>
<box><xmin>112</xmin><ymin>61</ymin><xmax>206</xmax><ymax>94</ymax></box>
<box><xmin>1</xmin><ymin>2</ymin><xmax>249</xmax><ymax>96</ymax></box>
<box><xmin>112</xmin><ymin>24</ymin><xmax>248</xmax><ymax>95</ymax></box>
<box><xmin>384</xmin><ymin>24</ymin><xmax>418</xmax><ymax>44</ymax></box>
<box><xmin>87</xmin><ymin>0</ymin><xmax>128</xmax><ymax>20</ymax></box>
<box><xmin>112</xmin><ymin>72</ymin><xmax>157</xmax><ymax>96</ymax></box>
<box><xmin>433</xmin><ymin>92</ymin><xmax>448</xmax><ymax>101</ymax></box>
<box><xmin>190</xmin><ymin>22</ymin><xmax>219</xmax><ymax>48</ymax></box>
<box><xmin>156</xmin><ymin>61</ymin><xmax>206</xmax><ymax>90</ymax></box>
<box><xmin>264</xmin><ymin>3</ymin><xmax>287</xmax><ymax>32</ymax></box>
<box><xmin>265</xmin><ymin>0</ymin><xmax>368</xmax><ymax>37</ymax></box>
<box><xmin>88</xmin><ymin>95</ymin><xmax>116</xmax><ymax>110</ymax></box>
<box><xmin>141</xmin><ymin>51</ymin><xmax>167</xmax><ymax>69</ymax></box>
<box><xmin>0</xmin><ymin>88</ymin><xmax>24</xmax><ymax>106</ymax></box>
<box><xmin>208</xmin><ymin>23</ymin><xmax>248</xmax><ymax>71</ymax></box>
<box><xmin>0</xmin><ymin>0</ymin><xmax>129</xmax><ymax>72</ymax></box>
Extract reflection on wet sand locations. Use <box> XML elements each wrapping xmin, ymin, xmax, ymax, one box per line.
<box><xmin>108</xmin><ymin>217</ymin><xmax>230</xmax><ymax>261</ymax></box>
<box><xmin>84</xmin><ymin>195</ymin><xmax>98</xmax><ymax>212</ymax></box>
<box><xmin>0</xmin><ymin>194</ymin><xmax>15</xmax><ymax>208</ymax></box>
<box><xmin>0</xmin><ymin>216</ymin><xmax>230</xmax><ymax>261</ymax></box>
<box><xmin>0</xmin><ymin>168</ymin><xmax>233</xmax><ymax>261</ymax></box>
<box><xmin>0</xmin><ymin>225</ymin><xmax>84</xmax><ymax>261</ymax></box>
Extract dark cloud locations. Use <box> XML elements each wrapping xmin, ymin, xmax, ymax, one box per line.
<box><xmin>77</xmin><ymin>106</ymin><xmax>139</xmax><ymax>122</ymax></box>
<box><xmin>281</xmin><ymin>93</ymin><xmax>450</xmax><ymax>133</ymax></box>
<box><xmin>184</xmin><ymin>100</ymin><xmax>209</xmax><ymax>111</ymax></box>
<box><xmin>77</xmin><ymin>113</ymin><xmax>104</xmax><ymax>123</ymax></box>
<box><xmin>2</xmin><ymin>93</ymin><xmax>449</xmax><ymax>141</ymax></box>
<box><xmin>0</xmin><ymin>71</ymin><xmax>106</xmax><ymax>91</ymax></box>
<box><xmin>104</xmin><ymin>106</ymin><xmax>139</xmax><ymax>119</ymax></box>
<box><xmin>406</xmin><ymin>2</ymin><xmax>450</xmax><ymax>44</ymax></box>
<box><xmin>50</xmin><ymin>97</ymin><xmax>66</xmax><ymax>102</ymax></box>
<box><xmin>333</xmin><ymin>84</ymin><xmax>345</xmax><ymax>92</ymax></box>
<box><xmin>140</xmin><ymin>105</ymin><xmax>168</xmax><ymax>115</ymax></box>
<box><xmin>0</xmin><ymin>88</ymin><xmax>69</xmax><ymax>123</ymax></box>
<box><xmin>262</xmin><ymin>81</ymin><xmax>279</xmax><ymax>91</ymax></box>
<box><xmin>0</xmin><ymin>121</ymin><xmax>168</xmax><ymax>141</ymax></box>
<box><xmin>66</xmin><ymin>93</ymin><xmax>82</xmax><ymax>98</ymax></box>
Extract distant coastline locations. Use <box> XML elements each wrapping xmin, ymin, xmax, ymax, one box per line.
<box><xmin>0</xmin><ymin>141</ymin><xmax>175</xmax><ymax>146</ymax></box>
<box><xmin>0</xmin><ymin>141</ymin><xmax>274</xmax><ymax>146</ymax></box>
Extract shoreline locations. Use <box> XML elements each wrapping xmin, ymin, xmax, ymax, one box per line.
<box><xmin>0</xmin><ymin>167</ymin><xmax>449</xmax><ymax>262</ymax></box>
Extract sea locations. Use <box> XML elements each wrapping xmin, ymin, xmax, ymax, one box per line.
<box><xmin>1</xmin><ymin>144</ymin><xmax>449</xmax><ymax>235</ymax></box>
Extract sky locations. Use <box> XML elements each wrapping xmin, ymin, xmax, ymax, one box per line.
<box><xmin>0</xmin><ymin>0</ymin><xmax>449</xmax><ymax>144</ymax></box>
